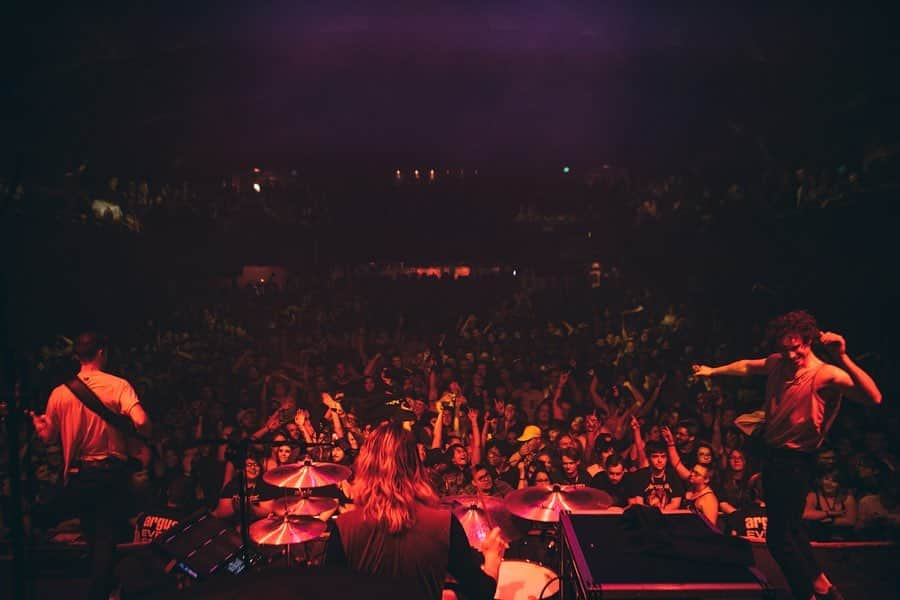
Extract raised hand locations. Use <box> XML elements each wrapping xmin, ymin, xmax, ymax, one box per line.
<box><xmin>266</xmin><ymin>413</ymin><xmax>282</xmax><ymax>431</ymax></box>
<box><xmin>660</xmin><ymin>425</ymin><xmax>675</xmax><ymax>446</ymax></box>
<box><xmin>819</xmin><ymin>331</ymin><xmax>847</xmax><ymax>357</ymax></box>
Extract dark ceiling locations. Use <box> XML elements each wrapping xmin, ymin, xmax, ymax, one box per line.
<box><xmin>4</xmin><ymin>1</ymin><xmax>899</xmax><ymax>175</ymax></box>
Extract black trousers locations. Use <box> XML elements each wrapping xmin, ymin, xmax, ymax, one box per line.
<box><xmin>762</xmin><ymin>447</ymin><xmax>819</xmax><ymax>600</ymax></box>
<box><xmin>67</xmin><ymin>461</ymin><xmax>131</xmax><ymax>600</ymax></box>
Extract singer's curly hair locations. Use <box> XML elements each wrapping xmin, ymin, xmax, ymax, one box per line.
<box><xmin>765</xmin><ymin>310</ymin><xmax>821</xmax><ymax>348</ymax></box>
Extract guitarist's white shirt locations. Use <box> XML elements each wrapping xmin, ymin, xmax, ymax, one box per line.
<box><xmin>45</xmin><ymin>367</ymin><xmax>141</xmax><ymax>480</ymax></box>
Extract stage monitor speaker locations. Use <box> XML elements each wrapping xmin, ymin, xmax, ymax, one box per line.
<box><xmin>560</xmin><ymin>509</ymin><xmax>772</xmax><ymax>599</ymax></box>
<box><xmin>153</xmin><ymin>511</ymin><xmax>258</xmax><ymax>581</ymax></box>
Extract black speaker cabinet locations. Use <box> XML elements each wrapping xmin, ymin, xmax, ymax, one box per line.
<box><xmin>559</xmin><ymin>509</ymin><xmax>772</xmax><ymax>599</ymax></box>
<box><xmin>154</xmin><ymin>511</ymin><xmax>253</xmax><ymax>580</ymax></box>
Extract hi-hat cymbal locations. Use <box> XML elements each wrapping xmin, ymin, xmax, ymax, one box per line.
<box><xmin>441</xmin><ymin>495</ymin><xmax>523</xmax><ymax>544</ymax></box>
<box><xmin>505</xmin><ymin>485</ymin><xmax>612</xmax><ymax>522</ymax></box>
<box><xmin>263</xmin><ymin>460</ymin><xmax>351</xmax><ymax>488</ymax></box>
<box><xmin>271</xmin><ymin>495</ymin><xmax>338</xmax><ymax>517</ymax></box>
<box><xmin>249</xmin><ymin>515</ymin><xmax>327</xmax><ymax>545</ymax></box>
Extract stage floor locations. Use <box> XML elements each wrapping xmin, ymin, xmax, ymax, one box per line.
<box><xmin>3</xmin><ymin>541</ymin><xmax>898</xmax><ymax>599</ymax></box>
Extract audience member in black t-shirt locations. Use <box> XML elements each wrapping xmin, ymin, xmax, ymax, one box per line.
<box><xmin>213</xmin><ymin>455</ymin><xmax>281</xmax><ymax>520</ymax></box>
<box><xmin>485</xmin><ymin>441</ymin><xmax>519</xmax><ymax>489</ymax></box>
<box><xmin>625</xmin><ymin>441</ymin><xmax>684</xmax><ymax>510</ymax></box>
<box><xmin>590</xmin><ymin>453</ymin><xmax>630</xmax><ymax>507</ymax></box>
<box><xmin>673</xmin><ymin>419</ymin><xmax>700</xmax><ymax>470</ymax></box>
<box><xmin>555</xmin><ymin>447</ymin><xmax>592</xmax><ymax>486</ymax></box>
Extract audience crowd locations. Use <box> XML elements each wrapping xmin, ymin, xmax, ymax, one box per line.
<box><xmin>2</xmin><ymin>264</ymin><xmax>897</xmax><ymax>548</ymax></box>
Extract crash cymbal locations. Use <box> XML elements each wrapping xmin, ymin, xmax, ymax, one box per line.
<box><xmin>505</xmin><ymin>485</ymin><xmax>612</xmax><ymax>522</ymax></box>
<box><xmin>249</xmin><ymin>515</ymin><xmax>327</xmax><ymax>545</ymax></box>
<box><xmin>441</xmin><ymin>495</ymin><xmax>507</xmax><ymax>513</ymax></box>
<box><xmin>271</xmin><ymin>495</ymin><xmax>338</xmax><ymax>517</ymax></box>
<box><xmin>263</xmin><ymin>460</ymin><xmax>351</xmax><ymax>488</ymax></box>
<box><xmin>441</xmin><ymin>495</ymin><xmax>523</xmax><ymax>544</ymax></box>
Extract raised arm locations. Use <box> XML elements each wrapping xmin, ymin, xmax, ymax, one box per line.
<box><xmin>637</xmin><ymin>374</ymin><xmax>665</xmax><ymax>419</ymax></box>
<box><xmin>710</xmin><ymin>405</ymin><xmax>724</xmax><ymax>458</ymax></box>
<box><xmin>661</xmin><ymin>426</ymin><xmax>691</xmax><ymax>481</ymax></box>
<box><xmin>589</xmin><ymin>375</ymin><xmax>610</xmax><ymax>416</ymax></box>
<box><xmin>819</xmin><ymin>332</ymin><xmax>882</xmax><ymax>406</ymax></box>
<box><xmin>630</xmin><ymin>416</ymin><xmax>649</xmax><ymax>469</ymax></box>
<box><xmin>468</xmin><ymin>409</ymin><xmax>482</xmax><ymax>465</ymax></box>
<box><xmin>432</xmin><ymin>403</ymin><xmax>446</xmax><ymax>450</ymax></box>
<box><xmin>363</xmin><ymin>352</ymin><xmax>383</xmax><ymax>377</ymax></box>
<box><xmin>551</xmin><ymin>371</ymin><xmax>570</xmax><ymax>420</ymax></box>
<box><xmin>251</xmin><ymin>413</ymin><xmax>282</xmax><ymax>441</ymax></box>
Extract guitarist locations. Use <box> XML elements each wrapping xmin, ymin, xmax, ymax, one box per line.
<box><xmin>30</xmin><ymin>331</ymin><xmax>152</xmax><ymax>600</ymax></box>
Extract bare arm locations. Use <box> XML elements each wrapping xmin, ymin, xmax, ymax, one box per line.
<box><xmin>833</xmin><ymin>493</ymin><xmax>857</xmax><ymax>528</ymax></box>
<box><xmin>251</xmin><ymin>413</ymin><xmax>281</xmax><ymax>441</ymax></box>
<box><xmin>664</xmin><ymin>496</ymin><xmax>682</xmax><ymax>511</ymax></box>
<box><xmin>819</xmin><ymin>332</ymin><xmax>882</xmax><ymax>406</ymax></box>
<box><xmin>468</xmin><ymin>410</ymin><xmax>482</xmax><ymax>465</ymax></box>
<box><xmin>550</xmin><ymin>372</ymin><xmax>568</xmax><ymax>419</ymax></box>
<box><xmin>636</xmin><ymin>374</ymin><xmax>665</xmax><ymax>419</ymax></box>
<box><xmin>363</xmin><ymin>353</ymin><xmax>382</xmax><ymax>377</ymax></box>
<box><xmin>29</xmin><ymin>411</ymin><xmax>56</xmax><ymax>444</ymax></box>
<box><xmin>630</xmin><ymin>416</ymin><xmax>649</xmax><ymax>469</ymax></box>
<box><xmin>427</xmin><ymin>368</ymin><xmax>439</xmax><ymax>404</ymax></box>
<box><xmin>661</xmin><ymin>426</ymin><xmax>691</xmax><ymax>481</ymax></box>
<box><xmin>330</xmin><ymin>408</ymin><xmax>345</xmax><ymax>439</ymax></box>
<box><xmin>589</xmin><ymin>376</ymin><xmax>610</xmax><ymax>416</ymax></box>
<box><xmin>710</xmin><ymin>406</ymin><xmax>724</xmax><ymax>457</ymax></box>
<box><xmin>696</xmin><ymin>494</ymin><xmax>719</xmax><ymax>524</ymax></box>
<box><xmin>128</xmin><ymin>403</ymin><xmax>152</xmax><ymax>439</ymax></box>
<box><xmin>431</xmin><ymin>405</ymin><xmax>445</xmax><ymax>450</ymax></box>
<box><xmin>802</xmin><ymin>492</ymin><xmax>829</xmax><ymax>521</ymax></box>
<box><xmin>719</xmin><ymin>501</ymin><xmax>738</xmax><ymax>515</ymax></box>
<box><xmin>693</xmin><ymin>358</ymin><xmax>771</xmax><ymax>378</ymax></box>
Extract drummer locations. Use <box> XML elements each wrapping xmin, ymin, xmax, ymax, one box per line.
<box><xmin>213</xmin><ymin>453</ymin><xmax>280</xmax><ymax>520</ymax></box>
<box><xmin>326</xmin><ymin>422</ymin><xmax>505</xmax><ymax>600</ymax></box>
<box><xmin>461</xmin><ymin>463</ymin><xmax>515</xmax><ymax>498</ymax></box>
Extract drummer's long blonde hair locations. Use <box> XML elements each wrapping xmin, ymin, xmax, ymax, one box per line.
<box><xmin>351</xmin><ymin>422</ymin><xmax>438</xmax><ymax>534</ymax></box>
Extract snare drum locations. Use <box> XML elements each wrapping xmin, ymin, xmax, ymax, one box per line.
<box><xmin>494</xmin><ymin>559</ymin><xmax>559</xmax><ymax>600</ymax></box>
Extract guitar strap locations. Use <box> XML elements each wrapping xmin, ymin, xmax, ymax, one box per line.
<box><xmin>64</xmin><ymin>377</ymin><xmax>150</xmax><ymax>445</ymax></box>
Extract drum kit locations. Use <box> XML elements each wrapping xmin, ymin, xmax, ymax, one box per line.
<box><xmin>247</xmin><ymin>457</ymin><xmax>613</xmax><ymax>599</ymax></box>
<box><xmin>442</xmin><ymin>484</ymin><xmax>613</xmax><ymax>600</ymax></box>
<box><xmin>247</xmin><ymin>459</ymin><xmax>350</xmax><ymax>562</ymax></box>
